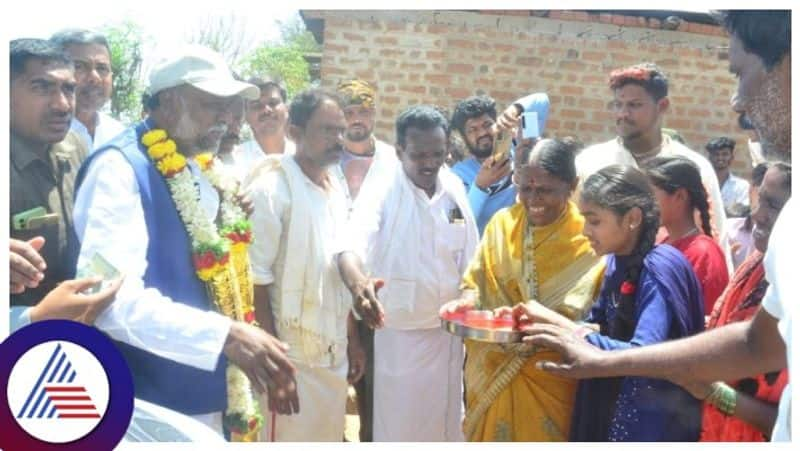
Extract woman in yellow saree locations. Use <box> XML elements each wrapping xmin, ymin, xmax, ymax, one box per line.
<box><xmin>443</xmin><ymin>138</ymin><xmax>605</xmax><ymax>441</ymax></box>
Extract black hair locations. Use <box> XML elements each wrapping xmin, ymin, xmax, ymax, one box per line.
<box><xmin>288</xmin><ymin>89</ymin><xmax>344</xmax><ymax>129</ymax></box>
<box><xmin>515</xmin><ymin>138</ymin><xmax>577</xmax><ymax>185</ymax></box>
<box><xmin>646</xmin><ymin>156</ymin><xmax>713</xmax><ymax>237</ymax></box>
<box><xmin>50</xmin><ymin>29</ymin><xmax>111</xmax><ymax>54</ymax></box>
<box><xmin>581</xmin><ymin>165</ymin><xmax>660</xmax><ymax>341</ymax></box>
<box><xmin>396</xmin><ymin>105</ymin><xmax>449</xmax><ymax>148</ymax></box>
<box><xmin>248</xmin><ymin>75</ymin><xmax>288</xmax><ymax>102</ymax></box>
<box><xmin>608</xmin><ymin>62</ymin><xmax>669</xmax><ymax>101</ymax></box>
<box><xmin>561</xmin><ymin>135</ymin><xmax>585</xmax><ymax>155</ymax></box>
<box><xmin>705</xmin><ymin>136</ymin><xmax>737</xmax><ymax>153</ymax></box>
<box><xmin>450</xmin><ymin>95</ymin><xmax>497</xmax><ymax>137</ymax></box>
<box><xmin>716</xmin><ymin>10</ymin><xmax>791</xmax><ymax>70</ymax></box>
<box><xmin>10</xmin><ymin>38</ymin><xmax>72</xmax><ymax>79</ymax></box>
<box><xmin>751</xmin><ymin>162</ymin><xmax>769</xmax><ymax>187</ymax></box>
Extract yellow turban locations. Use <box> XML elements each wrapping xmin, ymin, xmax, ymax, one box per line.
<box><xmin>337</xmin><ymin>79</ymin><xmax>376</xmax><ymax>108</ymax></box>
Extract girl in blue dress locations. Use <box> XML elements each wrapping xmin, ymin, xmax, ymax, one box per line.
<box><xmin>512</xmin><ymin>164</ymin><xmax>705</xmax><ymax>441</ymax></box>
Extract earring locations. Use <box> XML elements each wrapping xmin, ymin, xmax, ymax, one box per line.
<box><xmin>629</xmin><ymin>224</ymin><xmax>635</xmax><ymax>230</ymax></box>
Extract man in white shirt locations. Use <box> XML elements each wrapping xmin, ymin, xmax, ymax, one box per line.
<box><xmin>245</xmin><ymin>89</ymin><xmax>364</xmax><ymax>441</ymax></box>
<box><xmin>331</xmin><ymin>78</ymin><xmax>397</xmax><ymax>441</ymax></box>
<box><xmin>523</xmin><ymin>10</ymin><xmax>793</xmax><ymax>441</ymax></box>
<box><xmin>227</xmin><ymin>77</ymin><xmax>295</xmax><ymax>182</ymax></box>
<box><xmin>575</xmin><ymin>63</ymin><xmax>727</xmax><ymax>243</ymax></box>
<box><xmin>334</xmin><ymin>79</ymin><xmax>397</xmax><ymax>207</ymax></box>
<box><xmin>72</xmin><ymin>45</ymin><xmax>298</xmax><ymax>434</ymax></box>
<box><xmin>706</xmin><ymin>136</ymin><xmax>751</xmax><ymax>217</ymax></box>
<box><xmin>339</xmin><ymin>106</ymin><xmax>479</xmax><ymax>441</ymax></box>
<box><xmin>215</xmin><ymin>91</ymin><xmax>246</xmax><ymax>175</ymax></box>
<box><xmin>50</xmin><ymin>29</ymin><xmax>125</xmax><ymax>151</ymax></box>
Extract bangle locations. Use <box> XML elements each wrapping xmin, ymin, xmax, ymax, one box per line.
<box><xmin>706</xmin><ymin>382</ymin><xmax>737</xmax><ymax>416</ymax></box>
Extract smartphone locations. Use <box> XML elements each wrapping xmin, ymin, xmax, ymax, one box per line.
<box><xmin>492</xmin><ymin>129</ymin><xmax>514</xmax><ymax>163</ymax></box>
<box><xmin>521</xmin><ymin>112</ymin><xmax>540</xmax><ymax>139</ymax></box>
<box><xmin>12</xmin><ymin>207</ymin><xmax>47</xmax><ymax>231</ymax></box>
<box><xmin>76</xmin><ymin>253</ymin><xmax>121</xmax><ymax>295</ymax></box>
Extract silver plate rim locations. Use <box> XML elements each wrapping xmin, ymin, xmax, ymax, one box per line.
<box><xmin>440</xmin><ymin>318</ymin><xmax>523</xmax><ymax>343</ymax></box>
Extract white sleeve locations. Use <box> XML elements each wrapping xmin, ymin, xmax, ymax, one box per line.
<box><xmin>246</xmin><ymin>170</ymin><xmax>290</xmax><ymax>286</ymax></box>
<box><xmin>346</xmin><ymin>179</ymin><xmax>387</xmax><ymax>263</ymax></box>
<box><xmin>761</xmin><ymin>204</ymin><xmax>789</xmax><ymax>321</ymax></box>
<box><xmin>73</xmin><ymin>151</ymin><xmax>232</xmax><ymax>372</ymax></box>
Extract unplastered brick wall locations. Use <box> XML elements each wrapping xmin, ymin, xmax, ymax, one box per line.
<box><xmin>304</xmin><ymin>10</ymin><xmax>753</xmax><ymax>175</ymax></box>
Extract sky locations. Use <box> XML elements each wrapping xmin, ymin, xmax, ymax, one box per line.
<box><xmin>5</xmin><ymin>0</ymin><xmax>300</xmax><ymax>75</ymax></box>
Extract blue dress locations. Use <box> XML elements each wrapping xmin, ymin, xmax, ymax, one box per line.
<box><xmin>570</xmin><ymin>245</ymin><xmax>705</xmax><ymax>441</ymax></box>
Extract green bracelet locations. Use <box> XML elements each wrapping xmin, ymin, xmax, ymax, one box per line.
<box><xmin>707</xmin><ymin>382</ymin><xmax>737</xmax><ymax>416</ymax></box>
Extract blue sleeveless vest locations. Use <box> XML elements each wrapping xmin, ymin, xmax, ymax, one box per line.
<box><xmin>73</xmin><ymin>119</ymin><xmax>226</xmax><ymax>414</ymax></box>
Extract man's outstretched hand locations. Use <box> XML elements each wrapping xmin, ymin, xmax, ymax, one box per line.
<box><xmin>351</xmin><ymin>278</ymin><xmax>385</xmax><ymax>329</ymax></box>
<box><xmin>522</xmin><ymin>323</ymin><xmax>610</xmax><ymax>379</ymax></box>
<box><xmin>224</xmin><ymin>322</ymin><xmax>299</xmax><ymax>415</ymax></box>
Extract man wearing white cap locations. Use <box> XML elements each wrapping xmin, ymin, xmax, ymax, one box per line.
<box><xmin>71</xmin><ymin>45</ymin><xmax>299</xmax><ymax>436</ymax></box>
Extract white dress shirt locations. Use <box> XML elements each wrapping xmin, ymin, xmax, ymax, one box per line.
<box><xmin>247</xmin><ymin>158</ymin><xmax>351</xmax><ymax>367</ymax></box>
<box><xmin>73</xmin><ymin>150</ymin><xmax>232</xmax><ymax>372</ymax></box>
<box><xmin>70</xmin><ymin>111</ymin><xmax>126</xmax><ymax>152</ymax></box>
<box><xmin>224</xmin><ymin>139</ymin><xmax>296</xmax><ymax>183</ymax></box>
<box><xmin>349</xmin><ymin>171</ymin><xmax>477</xmax><ymax>330</ymax></box>
<box><xmin>720</xmin><ymin>173</ymin><xmax>751</xmax><ymax>215</ymax></box>
<box><xmin>761</xmin><ymin>196</ymin><xmax>794</xmax><ymax>442</ymax></box>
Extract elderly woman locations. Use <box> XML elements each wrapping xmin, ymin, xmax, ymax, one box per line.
<box><xmin>442</xmin><ymin>138</ymin><xmax>605</xmax><ymax>441</ymax></box>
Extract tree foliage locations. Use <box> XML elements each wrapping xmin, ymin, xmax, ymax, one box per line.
<box><xmin>102</xmin><ymin>20</ymin><xmax>146</xmax><ymax>125</ymax></box>
<box><xmin>238</xmin><ymin>14</ymin><xmax>320</xmax><ymax>98</ymax></box>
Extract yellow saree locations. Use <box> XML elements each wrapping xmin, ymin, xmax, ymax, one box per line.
<box><xmin>461</xmin><ymin>201</ymin><xmax>605</xmax><ymax>441</ymax></box>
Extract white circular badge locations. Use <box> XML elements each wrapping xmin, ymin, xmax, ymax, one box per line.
<box><xmin>6</xmin><ymin>340</ymin><xmax>110</xmax><ymax>443</ymax></box>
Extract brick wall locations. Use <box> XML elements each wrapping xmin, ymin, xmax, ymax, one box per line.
<box><xmin>303</xmin><ymin>10</ymin><xmax>753</xmax><ymax>175</ymax></box>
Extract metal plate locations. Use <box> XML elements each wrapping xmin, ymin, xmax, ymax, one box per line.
<box><xmin>441</xmin><ymin>318</ymin><xmax>524</xmax><ymax>343</ymax></box>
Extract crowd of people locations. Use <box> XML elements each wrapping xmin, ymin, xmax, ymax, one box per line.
<box><xmin>8</xmin><ymin>9</ymin><xmax>792</xmax><ymax>443</ymax></box>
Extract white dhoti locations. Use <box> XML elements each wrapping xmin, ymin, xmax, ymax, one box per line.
<box><xmin>261</xmin><ymin>361</ymin><xmax>349</xmax><ymax>442</ymax></box>
<box><xmin>373</xmin><ymin>327</ymin><xmax>465</xmax><ymax>441</ymax></box>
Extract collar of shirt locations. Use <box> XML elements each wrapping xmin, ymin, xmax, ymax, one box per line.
<box><xmin>10</xmin><ymin>131</ymin><xmax>54</xmax><ymax>172</ymax></box>
<box><xmin>70</xmin><ymin>115</ymin><xmax>95</xmax><ymax>149</ymax></box>
<box><xmin>405</xmin><ymin>172</ymin><xmax>448</xmax><ymax>205</ymax></box>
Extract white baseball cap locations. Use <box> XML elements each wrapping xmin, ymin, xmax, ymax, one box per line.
<box><xmin>147</xmin><ymin>45</ymin><xmax>259</xmax><ymax>100</ymax></box>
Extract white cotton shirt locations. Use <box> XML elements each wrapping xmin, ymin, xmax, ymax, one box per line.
<box><xmin>223</xmin><ymin>138</ymin><xmax>296</xmax><ymax>183</ymax></box>
<box><xmin>70</xmin><ymin>112</ymin><xmax>126</xmax><ymax>152</ymax></box>
<box><xmin>247</xmin><ymin>161</ymin><xmax>351</xmax><ymax>367</ymax></box>
<box><xmin>73</xmin><ymin>150</ymin><xmax>232</xmax><ymax>372</ymax></box>
<box><xmin>720</xmin><ymin>173</ymin><xmax>751</xmax><ymax>215</ymax></box>
<box><xmin>349</xmin><ymin>174</ymin><xmax>473</xmax><ymax>330</ymax></box>
<box><xmin>761</xmin><ymin>196</ymin><xmax>795</xmax><ymax>442</ymax></box>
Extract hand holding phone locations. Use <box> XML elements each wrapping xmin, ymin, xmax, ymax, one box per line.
<box><xmin>492</xmin><ymin>129</ymin><xmax>514</xmax><ymax>164</ymax></box>
<box><xmin>521</xmin><ymin>112</ymin><xmax>540</xmax><ymax>139</ymax></box>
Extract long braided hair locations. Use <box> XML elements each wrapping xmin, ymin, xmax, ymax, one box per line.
<box><xmin>581</xmin><ymin>165</ymin><xmax>661</xmax><ymax>341</ymax></box>
<box><xmin>645</xmin><ymin>156</ymin><xmax>713</xmax><ymax>237</ymax></box>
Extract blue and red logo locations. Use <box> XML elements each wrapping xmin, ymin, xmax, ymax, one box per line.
<box><xmin>1</xmin><ymin>320</ymin><xmax>133</xmax><ymax>450</ymax></box>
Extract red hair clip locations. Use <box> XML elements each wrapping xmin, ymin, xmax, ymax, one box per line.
<box><xmin>620</xmin><ymin>280</ymin><xmax>637</xmax><ymax>295</ymax></box>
